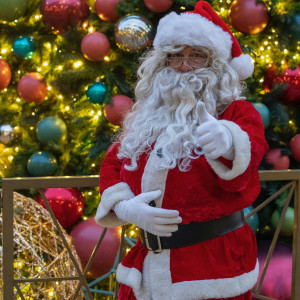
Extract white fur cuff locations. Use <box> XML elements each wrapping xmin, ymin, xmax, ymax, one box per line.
<box><xmin>206</xmin><ymin>120</ymin><xmax>251</xmax><ymax>180</ymax></box>
<box><xmin>95</xmin><ymin>182</ymin><xmax>135</xmax><ymax>227</ymax></box>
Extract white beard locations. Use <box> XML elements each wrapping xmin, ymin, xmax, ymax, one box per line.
<box><xmin>117</xmin><ymin>67</ymin><xmax>220</xmax><ymax>171</ymax></box>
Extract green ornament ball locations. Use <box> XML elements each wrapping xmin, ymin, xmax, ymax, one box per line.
<box><xmin>27</xmin><ymin>151</ymin><xmax>58</xmax><ymax>177</ymax></box>
<box><xmin>271</xmin><ymin>207</ymin><xmax>294</xmax><ymax>237</ymax></box>
<box><xmin>244</xmin><ymin>206</ymin><xmax>259</xmax><ymax>234</ymax></box>
<box><xmin>13</xmin><ymin>36</ymin><xmax>35</xmax><ymax>59</ymax></box>
<box><xmin>0</xmin><ymin>0</ymin><xmax>29</xmax><ymax>22</ymax></box>
<box><xmin>86</xmin><ymin>82</ymin><xmax>108</xmax><ymax>104</ymax></box>
<box><xmin>252</xmin><ymin>102</ymin><xmax>270</xmax><ymax>129</ymax></box>
<box><xmin>37</xmin><ymin>116</ymin><xmax>67</xmax><ymax>145</ymax></box>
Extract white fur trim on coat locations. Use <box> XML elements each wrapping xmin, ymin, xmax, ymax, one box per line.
<box><xmin>117</xmin><ymin>249</ymin><xmax>259</xmax><ymax>300</ymax></box>
<box><xmin>153</xmin><ymin>12</ymin><xmax>232</xmax><ymax>61</ymax></box>
<box><xmin>95</xmin><ymin>182</ymin><xmax>135</xmax><ymax>227</ymax></box>
<box><xmin>206</xmin><ymin>120</ymin><xmax>251</xmax><ymax>180</ymax></box>
<box><xmin>171</xmin><ymin>260</ymin><xmax>259</xmax><ymax>299</ymax></box>
<box><xmin>230</xmin><ymin>54</ymin><xmax>254</xmax><ymax>80</ymax></box>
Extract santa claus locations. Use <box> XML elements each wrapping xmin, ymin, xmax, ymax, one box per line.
<box><xmin>96</xmin><ymin>1</ymin><xmax>268</xmax><ymax>299</ymax></box>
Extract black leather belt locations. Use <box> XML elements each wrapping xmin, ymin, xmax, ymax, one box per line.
<box><xmin>140</xmin><ymin>210</ymin><xmax>245</xmax><ymax>253</ymax></box>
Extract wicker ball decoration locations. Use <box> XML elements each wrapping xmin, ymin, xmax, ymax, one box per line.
<box><xmin>0</xmin><ymin>191</ymin><xmax>83</xmax><ymax>299</ymax></box>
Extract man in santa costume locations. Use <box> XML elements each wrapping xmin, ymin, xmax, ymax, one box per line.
<box><xmin>96</xmin><ymin>1</ymin><xmax>268</xmax><ymax>299</ymax></box>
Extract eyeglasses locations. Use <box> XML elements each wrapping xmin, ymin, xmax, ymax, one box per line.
<box><xmin>166</xmin><ymin>54</ymin><xmax>208</xmax><ymax>68</ymax></box>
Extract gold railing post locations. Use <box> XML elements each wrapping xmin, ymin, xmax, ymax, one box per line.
<box><xmin>292</xmin><ymin>175</ymin><xmax>300</xmax><ymax>299</ymax></box>
<box><xmin>2</xmin><ymin>180</ymin><xmax>15</xmax><ymax>300</ymax></box>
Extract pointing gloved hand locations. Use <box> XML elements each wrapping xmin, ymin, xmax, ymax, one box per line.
<box><xmin>113</xmin><ymin>190</ymin><xmax>182</xmax><ymax>237</ymax></box>
<box><xmin>196</xmin><ymin>102</ymin><xmax>234</xmax><ymax>160</ymax></box>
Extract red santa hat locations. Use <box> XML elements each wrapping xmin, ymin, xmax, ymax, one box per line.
<box><xmin>153</xmin><ymin>1</ymin><xmax>254</xmax><ymax>80</ymax></box>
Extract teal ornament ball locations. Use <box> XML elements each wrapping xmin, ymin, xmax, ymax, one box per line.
<box><xmin>13</xmin><ymin>36</ymin><xmax>35</xmax><ymax>59</ymax></box>
<box><xmin>37</xmin><ymin>116</ymin><xmax>67</xmax><ymax>145</ymax></box>
<box><xmin>27</xmin><ymin>151</ymin><xmax>58</xmax><ymax>177</ymax></box>
<box><xmin>252</xmin><ymin>102</ymin><xmax>270</xmax><ymax>129</ymax></box>
<box><xmin>0</xmin><ymin>0</ymin><xmax>29</xmax><ymax>22</ymax></box>
<box><xmin>244</xmin><ymin>206</ymin><xmax>259</xmax><ymax>234</ymax></box>
<box><xmin>86</xmin><ymin>82</ymin><xmax>108</xmax><ymax>104</ymax></box>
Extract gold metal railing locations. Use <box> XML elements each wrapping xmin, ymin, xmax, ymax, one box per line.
<box><xmin>1</xmin><ymin>170</ymin><xmax>300</xmax><ymax>299</ymax></box>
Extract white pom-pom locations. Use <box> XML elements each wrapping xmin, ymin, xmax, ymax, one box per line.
<box><xmin>230</xmin><ymin>54</ymin><xmax>254</xmax><ymax>80</ymax></box>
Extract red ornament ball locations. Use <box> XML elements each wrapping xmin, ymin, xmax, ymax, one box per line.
<box><xmin>37</xmin><ymin>188</ymin><xmax>85</xmax><ymax>229</ymax></box>
<box><xmin>264</xmin><ymin>148</ymin><xmax>290</xmax><ymax>170</ymax></box>
<box><xmin>0</xmin><ymin>59</ymin><xmax>11</xmax><ymax>91</ymax></box>
<box><xmin>70</xmin><ymin>218</ymin><xmax>121</xmax><ymax>278</ymax></box>
<box><xmin>94</xmin><ymin>0</ymin><xmax>119</xmax><ymax>21</ymax></box>
<box><xmin>290</xmin><ymin>134</ymin><xmax>300</xmax><ymax>162</ymax></box>
<box><xmin>264</xmin><ymin>65</ymin><xmax>300</xmax><ymax>104</ymax></box>
<box><xmin>143</xmin><ymin>0</ymin><xmax>172</xmax><ymax>13</ymax></box>
<box><xmin>81</xmin><ymin>32</ymin><xmax>110</xmax><ymax>61</ymax></box>
<box><xmin>230</xmin><ymin>0</ymin><xmax>268</xmax><ymax>34</ymax></box>
<box><xmin>104</xmin><ymin>95</ymin><xmax>134</xmax><ymax>126</ymax></box>
<box><xmin>40</xmin><ymin>0</ymin><xmax>90</xmax><ymax>34</ymax></box>
<box><xmin>254</xmin><ymin>241</ymin><xmax>292</xmax><ymax>300</ymax></box>
<box><xmin>18</xmin><ymin>72</ymin><xmax>47</xmax><ymax>103</ymax></box>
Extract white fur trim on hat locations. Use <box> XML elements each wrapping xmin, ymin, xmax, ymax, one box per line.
<box><xmin>95</xmin><ymin>182</ymin><xmax>135</xmax><ymax>227</ymax></box>
<box><xmin>153</xmin><ymin>12</ymin><xmax>232</xmax><ymax>61</ymax></box>
<box><xmin>230</xmin><ymin>54</ymin><xmax>254</xmax><ymax>80</ymax></box>
<box><xmin>206</xmin><ymin>120</ymin><xmax>251</xmax><ymax>180</ymax></box>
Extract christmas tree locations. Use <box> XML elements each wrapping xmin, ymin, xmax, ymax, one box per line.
<box><xmin>0</xmin><ymin>0</ymin><xmax>299</xmax><ymax>297</ymax></box>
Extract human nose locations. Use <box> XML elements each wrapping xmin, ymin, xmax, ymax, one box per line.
<box><xmin>178</xmin><ymin>58</ymin><xmax>193</xmax><ymax>72</ymax></box>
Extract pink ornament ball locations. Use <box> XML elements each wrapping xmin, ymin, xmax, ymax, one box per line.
<box><xmin>18</xmin><ymin>72</ymin><xmax>47</xmax><ymax>103</ymax></box>
<box><xmin>289</xmin><ymin>134</ymin><xmax>300</xmax><ymax>162</ymax></box>
<box><xmin>144</xmin><ymin>0</ymin><xmax>172</xmax><ymax>13</ymax></box>
<box><xmin>254</xmin><ymin>241</ymin><xmax>292</xmax><ymax>300</ymax></box>
<box><xmin>264</xmin><ymin>148</ymin><xmax>290</xmax><ymax>170</ymax></box>
<box><xmin>37</xmin><ymin>188</ymin><xmax>85</xmax><ymax>229</ymax></box>
<box><xmin>81</xmin><ymin>32</ymin><xmax>110</xmax><ymax>61</ymax></box>
<box><xmin>70</xmin><ymin>218</ymin><xmax>121</xmax><ymax>278</ymax></box>
<box><xmin>0</xmin><ymin>59</ymin><xmax>11</xmax><ymax>91</ymax></box>
<box><xmin>104</xmin><ymin>95</ymin><xmax>134</xmax><ymax>126</ymax></box>
<box><xmin>94</xmin><ymin>0</ymin><xmax>119</xmax><ymax>21</ymax></box>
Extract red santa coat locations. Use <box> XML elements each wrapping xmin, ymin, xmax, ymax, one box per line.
<box><xmin>96</xmin><ymin>100</ymin><xmax>268</xmax><ymax>300</ymax></box>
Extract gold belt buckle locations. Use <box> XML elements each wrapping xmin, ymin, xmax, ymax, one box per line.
<box><xmin>144</xmin><ymin>231</ymin><xmax>162</xmax><ymax>253</ymax></box>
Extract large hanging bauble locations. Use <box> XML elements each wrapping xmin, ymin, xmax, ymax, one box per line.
<box><xmin>37</xmin><ymin>188</ymin><xmax>85</xmax><ymax>229</ymax></box>
<box><xmin>94</xmin><ymin>0</ymin><xmax>119</xmax><ymax>21</ymax></box>
<box><xmin>0</xmin><ymin>192</ymin><xmax>83</xmax><ymax>299</ymax></box>
<box><xmin>0</xmin><ymin>124</ymin><xmax>15</xmax><ymax>145</ymax></box>
<box><xmin>13</xmin><ymin>36</ymin><xmax>35</xmax><ymax>59</ymax></box>
<box><xmin>27</xmin><ymin>151</ymin><xmax>58</xmax><ymax>177</ymax></box>
<box><xmin>18</xmin><ymin>72</ymin><xmax>47</xmax><ymax>103</ymax></box>
<box><xmin>0</xmin><ymin>59</ymin><xmax>11</xmax><ymax>91</ymax></box>
<box><xmin>115</xmin><ymin>14</ymin><xmax>154</xmax><ymax>52</ymax></box>
<box><xmin>252</xmin><ymin>102</ymin><xmax>270</xmax><ymax>129</ymax></box>
<box><xmin>254</xmin><ymin>241</ymin><xmax>292</xmax><ymax>300</ymax></box>
<box><xmin>243</xmin><ymin>205</ymin><xmax>259</xmax><ymax>234</ymax></box>
<box><xmin>144</xmin><ymin>0</ymin><xmax>172</xmax><ymax>13</ymax></box>
<box><xmin>271</xmin><ymin>207</ymin><xmax>294</xmax><ymax>237</ymax></box>
<box><xmin>104</xmin><ymin>95</ymin><xmax>133</xmax><ymax>126</ymax></box>
<box><xmin>86</xmin><ymin>82</ymin><xmax>108</xmax><ymax>104</ymax></box>
<box><xmin>81</xmin><ymin>32</ymin><xmax>110</xmax><ymax>61</ymax></box>
<box><xmin>0</xmin><ymin>0</ymin><xmax>30</xmax><ymax>22</ymax></box>
<box><xmin>40</xmin><ymin>0</ymin><xmax>90</xmax><ymax>34</ymax></box>
<box><xmin>37</xmin><ymin>116</ymin><xmax>67</xmax><ymax>145</ymax></box>
<box><xmin>70</xmin><ymin>218</ymin><xmax>121</xmax><ymax>278</ymax></box>
<box><xmin>263</xmin><ymin>65</ymin><xmax>300</xmax><ymax>104</ymax></box>
<box><xmin>264</xmin><ymin>149</ymin><xmax>290</xmax><ymax>170</ymax></box>
<box><xmin>289</xmin><ymin>134</ymin><xmax>300</xmax><ymax>162</ymax></box>
<box><xmin>229</xmin><ymin>0</ymin><xmax>268</xmax><ymax>34</ymax></box>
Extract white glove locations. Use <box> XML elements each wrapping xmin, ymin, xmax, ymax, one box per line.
<box><xmin>113</xmin><ymin>190</ymin><xmax>182</xmax><ymax>237</ymax></box>
<box><xmin>196</xmin><ymin>102</ymin><xmax>234</xmax><ymax>160</ymax></box>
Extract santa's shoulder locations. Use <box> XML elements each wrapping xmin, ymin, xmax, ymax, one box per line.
<box><xmin>220</xmin><ymin>99</ymin><xmax>260</xmax><ymax>119</ymax></box>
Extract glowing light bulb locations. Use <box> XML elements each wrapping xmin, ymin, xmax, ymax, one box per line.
<box><xmin>73</xmin><ymin>61</ymin><xmax>82</xmax><ymax>68</ymax></box>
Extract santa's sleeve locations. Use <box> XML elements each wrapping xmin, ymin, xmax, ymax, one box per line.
<box><xmin>95</xmin><ymin>142</ymin><xmax>135</xmax><ymax>227</ymax></box>
<box><xmin>205</xmin><ymin>100</ymin><xmax>268</xmax><ymax>192</ymax></box>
